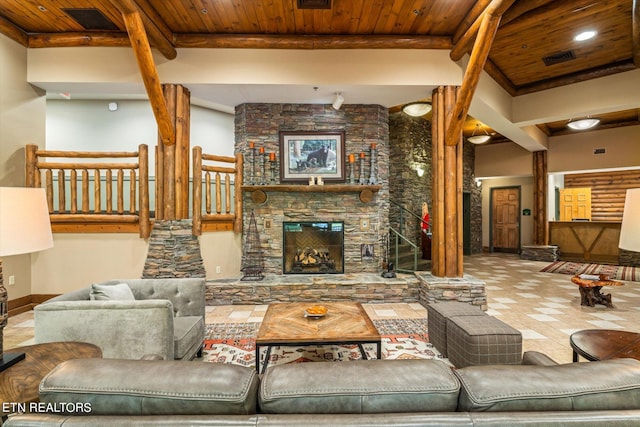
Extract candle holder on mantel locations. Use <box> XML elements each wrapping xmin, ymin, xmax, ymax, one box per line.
<box><xmin>269</xmin><ymin>158</ymin><xmax>277</xmax><ymax>183</ymax></box>
<box><xmin>259</xmin><ymin>151</ymin><xmax>266</xmax><ymax>185</ymax></box>
<box><xmin>349</xmin><ymin>161</ymin><xmax>356</xmax><ymax>184</ymax></box>
<box><xmin>248</xmin><ymin>145</ymin><xmax>256</xmax><ymax>185</ymax></box>
<box><xmin>368</xmin><ymin>144</ymin><xmax>378</xmax><ymax>185</ymax></box>
<box><xmin>358</xmin><ymin>153</ymin><xmax>366</xmax><ymax>185</ymax></box>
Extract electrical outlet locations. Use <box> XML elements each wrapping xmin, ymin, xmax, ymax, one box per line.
<box><xmin>215</xmin><ymin>266</ymin><xmax>221</xmax><ymax>274</ymax></box>
<box><xmin>8</xmin><ymin>275</ymin><xmax>15</xmax><ymax>285</ymax></box>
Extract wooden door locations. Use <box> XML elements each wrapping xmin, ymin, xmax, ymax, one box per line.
<box><xmin>559</xmin><ymin>187</ymin><xmax>592</xmax><ymax>221</ymax></box>
<box><xmin>491</xmin><ymin>187</ymin><xmax>520</xmax><ymax>253</ymax></box>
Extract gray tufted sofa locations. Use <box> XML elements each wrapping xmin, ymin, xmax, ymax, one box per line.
<box><xmin>33</xmin><ymin>278</ymin><xmax>205</xmax><ymax>360</ymax></box>
<box><xmin>5</xmin><ymin>351</ymin><xmax>640</xmax><ymax>426</ymax></box>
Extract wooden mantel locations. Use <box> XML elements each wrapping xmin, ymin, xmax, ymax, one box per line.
<box><xmin>242</xmin><ymin>184</ymin><xmax>381</xmax><ymax>204</ymax></box>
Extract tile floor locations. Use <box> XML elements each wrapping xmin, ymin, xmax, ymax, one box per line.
<box><xmin>6</xmin><ymin>253</ymin><xmax>640</xmax><ymax>364</ymax></box>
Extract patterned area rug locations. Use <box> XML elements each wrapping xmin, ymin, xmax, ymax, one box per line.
<box><xmin>540</xmin><ymin>261</ymin><xmax>639</xmax><ymax>282</ymax></box>
<box><xmin>202</xmin><ymin>319</ymin><xmax>446</xmax><ymax>369</ymax></box>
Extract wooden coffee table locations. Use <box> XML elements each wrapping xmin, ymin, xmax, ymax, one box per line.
<box><xmin>0</xmin><ymin>341</ymin><xmax>102</xmax><ymax>416</ymax></box>
<box><xmin>570</xmin><ymin>329</ymin><xmax>640</xmax><ymax>362</ymax></box>
<box><xmin>255</xmin><ymin>302</ymin><xmax>381</xmax><ymax>373</ymax></box>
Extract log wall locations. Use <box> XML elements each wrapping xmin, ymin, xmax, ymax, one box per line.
<box><xmin>564</xmin><ymin>170</ymin><xmax>640</xmax><ymax>222</ymax></box>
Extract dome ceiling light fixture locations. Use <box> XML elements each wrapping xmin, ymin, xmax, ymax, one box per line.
<box><xmin>402</xmin><ymin>101</ymin><xmax>432</xmax><ymax>117</ymax></box>
<box><xmin>567</xmin><ymin>117</ymin><xmax>600</xmax><ymax>130</ymax></box>
<box><xmin>467</xmin><ymin>124</ymin><xmax>491</xmax><ymax>144</ymax></box>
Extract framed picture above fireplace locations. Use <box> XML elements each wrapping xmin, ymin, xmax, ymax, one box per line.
<box><xmin>279</xmin><ymin>131</ymin><xmax>345</xmax><ymax>183</ymax></box>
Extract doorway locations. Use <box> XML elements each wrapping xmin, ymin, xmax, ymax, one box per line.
<box><xmin>490</xmin><ymin>186</ymin><xmax>520</xmax><ymax>253</ymax></box>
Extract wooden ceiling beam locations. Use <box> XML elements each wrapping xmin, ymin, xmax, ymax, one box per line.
<box><xmin>109</xmin><ymin>0</ymin><xmax>176</xmax><ymax>60</ymax></box>
<box><xmin>0</xmin><ymin>15</ymin><xmax>28</xmax><ymax>47</ymax></box>
<box><xmin>452</xmin><ymin>0</ymin><xmax>491</xmax><ymax>45</ymax></box>
<box><xmin>28</xmin><ymin>33</ymin><xmax>130</xmax><ymax>48</ymax></box>
<box><xmin>634</xmin><ymin>0</ymin><xmax>640</xmax><ymax>67</ymax></box>
<box><xmin>450</xmin><ymin>0</ymin><xmax>552</xmax><ymax>62</ymax></box>
<box><xmin>121</xmin><ymin>11</ymin><xmax>175</xmax><ymax>146</ymax></box>
<box><xmin>174</xmin><ymin>34</ymin><xmax>452</xmax><ymax>49</ymax></box>
<box><xmin>445</xmin><ymin>0</ymin><xmax>516</xmax><ymax>146</ymax></box>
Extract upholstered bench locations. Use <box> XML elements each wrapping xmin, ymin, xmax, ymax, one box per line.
<box><xmin>425</xmin><ymin>301</ymin><xmax>485</xmax><ymax>356</ymax></box>
<box><xmin>446</xmin><ymin>314</ymin><xmax>522</xmax><ymax>368</ymax></box>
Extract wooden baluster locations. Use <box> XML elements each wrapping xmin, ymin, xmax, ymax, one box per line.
<box><xmin>234</xmin><ymin>152</ymin><xmax>243</xmax><ymax>234</ymax></box>
<box><xmin>225</xmin><ymin>173</ymin><xmax>231</xmax><ymax>214</ymax></box>
<box><xmin>138</xmin><ymin>144</ymin><xmax>150</xmax><ymax>238</ymax></box>
<box><xmin>57</xmin><ymin>170</ymin><xmax>65</xmax><ymax>213</ymax></box>
<box><xmin>129</xmin><ymin>170</ymin><xmax>136</xmax><ymax>214</ymax></box>
<box><xmin>192</xmin><ymin>146</ymin><xmax>202</xmax><ymax>236</ymax></box>
<box><xmin>117</xmin><ymin>169</ymin><xmax>124</xmax><ymax>214</ymax></box>
<box><xmin>45</xmin><ymin>169</ymin><xmax>53</xmax><ymax>213</ymax></box>
<box><xmin>82</xmin><ymin>170</ymin><xmax>89</xmax><ymax>213</ymax></box>
<box><xmin>105</xmin><ymin>169</ymin><xmax>112</xmax><ymax>213</ymax></box>
<box><xmin>70</xmin><ymin>170</ymin><xmax>77</xmax><ymax>213</ymax></box>
<box><xmin>25</xmin><ymin>144</ymin><xmax>38</xmax><ymax>188</ymax></box>
<box><xmin>205</xmin><ymin>172</ymin><xmax>212</xmax><ymax>214</ymax></box>
<box><xmin>94</xmin><ymin>169</ymin><xmax>101</xmax><ymax>213</ymax></box>
<box><xmin>215</xmin><ymin>172</ymin><xmax>222</xmax><ymax>214</ymax></box>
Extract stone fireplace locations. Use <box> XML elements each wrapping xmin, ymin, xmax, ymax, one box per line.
<box><xmin>283</xmin><ymin>221</ymin><xmax>344</xmax><ymax>274</ymax></box>
<box><xmin>235</xmin><ymin>103</ymin><xmax>390</xmax><ymax>275</ymax></box>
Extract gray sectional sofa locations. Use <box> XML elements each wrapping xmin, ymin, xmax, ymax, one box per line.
<box><xmin>5</xmin><ymin>352</ymin><xmax>640</xmax><ymax>426</ymax></box>
<box><xmin>33</xmin><ymin>278</ymin><xmax>205</xmax><ymax>360</ymax></box>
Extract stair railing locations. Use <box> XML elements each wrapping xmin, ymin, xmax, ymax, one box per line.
<box><xmin>388</xmin><ymin>199</ymin><xmax>430</xmax><ymax>272</ymax></box>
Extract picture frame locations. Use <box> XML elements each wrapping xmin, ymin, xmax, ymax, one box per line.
<box><xmin>361</xmin><ymin>243</ymin><xmax>375</xmax><ymax>261</ymax></box>
<box><xmin>279</xmin><ymin>131</ymin><xmax>345</xmax><ymax>183</ymax></box>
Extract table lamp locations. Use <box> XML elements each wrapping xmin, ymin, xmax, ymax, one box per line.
<box><xmin>0</xmin><ymin>187</ymin><xmax>53</xmax><ymax>371</ymax></box>
<box><xmin>619</xmin><ymin>188</ymin><xmax>640</xmax><ymax>264</ymax></box>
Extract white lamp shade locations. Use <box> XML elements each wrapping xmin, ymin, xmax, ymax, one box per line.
<box><xmin>0</xmin><ymin>187</ymin><xmax>54</xmax><ymax>256</ymax></box>
<box><xmin>619</xmin><ymin>188</ymin><xmax>640</xmax><ymax>252</ymax></box>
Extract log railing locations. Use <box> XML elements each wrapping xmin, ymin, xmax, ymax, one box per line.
<box><xmin>192</xmin><ymin>147</ymin><xmax>243</xmax><ymax>235</ymax></box>
<box><xmin>25</xmin><ymin>144</ymin><xmax>151</xmax><ymax>237</ymax></box>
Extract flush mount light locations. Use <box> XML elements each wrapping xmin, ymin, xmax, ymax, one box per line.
<box><xmin>574</xmin><ymin>30</ymin><xmax>597</xmax><ymax>41</ymax></box>
<box><xmin>402</xmin><ymin>101</ymin><xmax>432</xmax><ymax>117</ymax></box>
<box><xmin>108</xmin><ymin>102</ymin><xmax>118</xmax><ymax>112</ymax></box>
<box><xmin>467</xmin><ymin>124</ymin><xmax>491</xmax><ymax>144</ymax></box>
<box><xmin>567</xmin><ymin>117</ymin><xmax>600</xmax><ymax>130</ymax></box>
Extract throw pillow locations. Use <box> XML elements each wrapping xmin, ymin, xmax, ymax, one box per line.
<box><xmin>90</xmin><ymin>283</ymin><xmax>135</xmax><ymax>301</ymax></box>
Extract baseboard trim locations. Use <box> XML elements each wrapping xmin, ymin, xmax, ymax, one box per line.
<box><xmin>8</xmin><ymin>294</ymin><xmax>58</xmax><ymax>317</ymax></box>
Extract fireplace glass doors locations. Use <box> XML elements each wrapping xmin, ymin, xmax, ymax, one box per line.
<box><xmin>283</xmin><ymin>221</ymin><xmax>344</xmax><ymax>274</ymax></box>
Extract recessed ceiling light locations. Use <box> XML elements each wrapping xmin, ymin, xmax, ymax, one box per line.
<box><xmin>574</xmin><ymin>30</ymin><xmax>597</xmax><ymax>41</ymax></box>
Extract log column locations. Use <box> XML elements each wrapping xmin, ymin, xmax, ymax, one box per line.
<box><xmin>533</xmin><ymin>150</ymin><xmax>548</xmax><ymax>245</ymax></box>
<box><xmin>431</xmin><ymin>86</ymin><xmax>464</xmax><ymax>278</ymax></box>
<box><xmin>155</xmin><ymin>84</ymin><xmax>191</xmax><ymax>220</ymax></box>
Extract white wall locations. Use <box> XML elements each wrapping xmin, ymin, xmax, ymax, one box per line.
<box><xmin>0</xmin><ymin>35</ymin><xmax>47</xmax><ymax>299</ymax></box>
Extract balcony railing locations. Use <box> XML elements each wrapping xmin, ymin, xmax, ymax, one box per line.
<box><xmin>25</xmin><ymin>144</ymin><xmax>151</xmax><ymax>237</ymax></box>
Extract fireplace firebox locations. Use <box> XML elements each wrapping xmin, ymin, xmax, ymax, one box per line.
<box><xmin>283</xmin><ymin>221</ymin><xmax>344</xmax><ymax>274</ymax></box>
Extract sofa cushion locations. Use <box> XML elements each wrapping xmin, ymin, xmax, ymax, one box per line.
<box><xmin>90</xmin><ymin>282</ymin><xmax>135</xmax><ymax>301</ymax></box>
<box><xmin>259</xmin><ymin>359</ymin><xmax>460</xmax><ymax>414</ymax></box>
<box><xmin>173</xmin><ymin>315</ymin><xmax>205</xmax><ymax>359</ymax></box>
<box><xmin>40</xmin><ymin>359</ymin><xmax>259</xmax><ymax>415</ymax></box>
<box><xmin>455</xmin><ymin>358</ymin><xmax>640</xmax><ymax>412</ymax></box>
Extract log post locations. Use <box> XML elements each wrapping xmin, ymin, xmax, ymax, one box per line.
<box><xmin>533</xmin><ymin>150</ymin><xmax>548</xmax><ymax>245</ymax></box>
<box><xmin>138</xmin><ymin>144</ymin><xmax>150</xmax><ymax>238</ymax></box>
<box><xmin>431</xmin><ymin>86</ymin><xmax>464</xmax><ymax>278</ymax></box>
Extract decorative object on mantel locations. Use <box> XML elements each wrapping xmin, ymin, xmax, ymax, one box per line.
<box><xmin>241</xmin><ymin>210</ymin><xmax>264</xmax><ymax>281</ymax></box>
<box><xmin>368</xmin><ymin>143</ymin><xmax>378</xmax><ymax>185</ymax></box>
<box><xmin>358</xmin><ymin>151</ymin><xmax>366</xmax><ymax>185</ymax></box>
<box><xmin>259</xmin><ymin>147</ymin><xmax>266</xmax><ymax>185</ymax></box>
<box><xmin>269</xmin><ymin>153</ymin><xmax>277</xmax><ymax>183</ymax></box>
<box><xmin>316</xmin><ymin>176</ymin><xmax>324</xmax><ymax>185</ymax></box>
<box><xmin>348</xmin><ymin>154</ymin><xmax>356</xmax><ymax>184</ymax></box>
<box><xmin>308</xmin><ymin>176</ymin><xmax>315</xmax><ymax>186</ymax></box>
<box><xmin>248</xmin><ymin>142</ymin><xmax>256</xmax><ymax>185</ymax></box>
<box><xmin>0</xmin><ymin>187</ymin><xmax>54</xmax><ymax>371</ymax></box>
<box><xmin>279</xmin><ymin>131</ymin><xmax>345</xmax><ymax>183</ymax></box>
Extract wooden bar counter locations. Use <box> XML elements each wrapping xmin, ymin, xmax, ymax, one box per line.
<box><xmin>549</xmin><ymin>221</ymin><xmax>621</xmax><ymax>264</ymax></box>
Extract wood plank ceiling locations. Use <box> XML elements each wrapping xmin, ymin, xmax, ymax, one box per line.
<box><xmin>0</xmin><ymin>0</ymin><xmax>638</xmax><ymax>142</ymax></box>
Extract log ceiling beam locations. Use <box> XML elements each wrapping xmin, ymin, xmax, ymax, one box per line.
<box><xmin>174</xmin><ymin>34</ymin><xmax>452</xmax><ymax>49</ymax></box>
<box><xmin>0</xmin><ymin>14</ymin><xmax>28</xmax><ymax>47</ymax></box>
<box><xmin>445</xmin><ymin>0</ymin><xmax>516</xmax><ymax>146</ymax></box>
<box><xmin>28</xmin><ymin>32</ymin><xmax>131</xmax><ymax>48</ymax></box>
<box><xmin>120</xmin><ymin>10</ymin><xmax>175</xmax><ymax>146</ymax></box>
<box><xmin>634</xmin><ymin>0</ymin><xmax>640</xmax><ymax>67</ymax></box>
<box><xmin>109</xmin><ymin>0</ymin><xmax>176</xmax><ymax>60</ymax></box>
